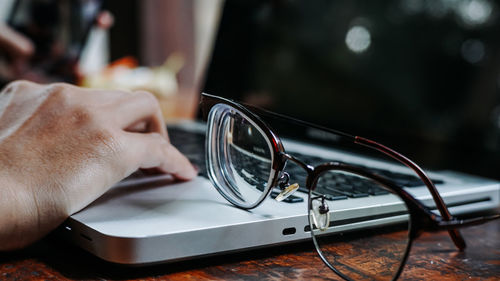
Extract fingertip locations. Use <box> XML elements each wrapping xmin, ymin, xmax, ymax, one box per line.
<box><xmin>124</xmin><ymin>132</ymin><xmax>197</xmax><ymax>181</ymax></box>
<box><xmin>167</xmin><ymin>150</ymin><xmax>199</xmax><ymax>181</ymax></box>
<box><xmin>192</xmin><ymin>164</ymin><xmax>200</xmax><ymax>174</ymax></box>
<box><xmin>171</xmin><ymin>158</ymin><xmax>199</xmax><ymax>181</ymax></box>
<box><xmin>175</xmin><ymin>166</ymin><xmax>199</xmax><ymax>181</ymax></box>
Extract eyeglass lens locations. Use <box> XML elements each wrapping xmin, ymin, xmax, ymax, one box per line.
<box><xmin>206</xmin><ymin>104</ymin><xmax>275</xmax><ymax>208</ymax></box>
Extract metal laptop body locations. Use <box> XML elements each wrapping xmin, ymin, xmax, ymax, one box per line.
<box><xmin>58</xmin><ymin>121</ymin><xmax>500</xmax><ymax>265</ymax></box>
<box><xmin>59</xmin><ymin>0</ymin><xmax>500</xmax><ymax>265</ymax></box>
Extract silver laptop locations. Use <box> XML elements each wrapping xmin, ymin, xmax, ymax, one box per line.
<box><xmin>58</xmin><ymin>0</ymin><xmax>500</xmax><ymax>265</ymax></box>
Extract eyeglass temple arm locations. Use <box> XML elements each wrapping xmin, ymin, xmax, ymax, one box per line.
<box><xmin>434</xmin><ymin>214</ymin><xmax>500</xmax><ymax>231</ymax></box>
<box><xmin>238</xmin><ymin>102</ymin><xmax>357</xmax><ymax>141</ymax></box>
<box><xmin>354</xmin><ymin>136</ymin><xmax>467</xmax><ymax>250</ymax></box>
<box><xmin>201</xmin><ymin>94</ymin><xmax>356</xmax><ymax>143</ymax></box>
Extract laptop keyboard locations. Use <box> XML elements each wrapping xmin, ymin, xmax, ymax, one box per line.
<box><xmin>286</xmin><ymin>152</ymin><xmax>444</xmax><ymax>201</ymax></box>
<box><xmin>134</xmin><ymin>128</ymin><xmax>444</xmax><ymax>204</ymax></box>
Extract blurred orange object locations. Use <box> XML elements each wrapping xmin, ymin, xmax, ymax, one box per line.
<box><xmin>81</xmin><ymin>54</ymin><xmax>198</xmax><ymax>120</ymax></box>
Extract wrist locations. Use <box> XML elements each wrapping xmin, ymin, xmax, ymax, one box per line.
<box><xmin>0</xmin><ymin>176</ymin><xmax>34</xmax><ymax>250</ymax></box>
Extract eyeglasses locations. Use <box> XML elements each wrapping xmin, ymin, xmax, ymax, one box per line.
<box><xmin>199</xmin><ymin>92</ymin><xmax>500</xmax><ymax>281</ymax></box>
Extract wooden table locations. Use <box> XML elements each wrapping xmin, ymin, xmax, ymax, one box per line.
<box><xmin>1</xmin><ymin>211</ymin><xmax>498</xmax><ymax>281</ymax></box>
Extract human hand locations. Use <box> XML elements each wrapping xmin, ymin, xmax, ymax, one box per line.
<box><xmin>0</xmin><ymin>81</ymin><xmax>197</xmax><ymax>250</ymax></box>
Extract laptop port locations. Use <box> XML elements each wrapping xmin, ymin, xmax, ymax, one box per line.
<box><xmin>282</xmin><ymin>227</ymin><xmax>297</xmax><ymax>235</ymax></box>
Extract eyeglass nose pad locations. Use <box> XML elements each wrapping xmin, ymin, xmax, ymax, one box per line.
<box><xmin>311</xmin><ymin>197</ymin><xmax>330</xmax><ymax>231</ymax></box>
<box><xmin>311</xmin><ymin>210</ymin><xmax>330</xmax><ymax>232</ymax></box>
<box><xmin>275</xmin><ymin>183</ymin><xmax>300</xmax><ymax>202</ymax></box>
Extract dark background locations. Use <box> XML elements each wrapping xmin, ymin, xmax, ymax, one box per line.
<box><xmin>203</xmin><ymin>0</ymin><xmax>500</xmax><ymax>180</ymax></box>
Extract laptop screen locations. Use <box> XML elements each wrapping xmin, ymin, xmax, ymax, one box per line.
<box><xmin>202</xmin><ymin>0</ymin><xmax>500</xmax><ymax>180</ymax></box>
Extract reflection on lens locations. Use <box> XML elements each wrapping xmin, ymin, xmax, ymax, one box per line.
<box><xmin>207</xmin><ymin>104</ymin><xmax>275</xmax><ymax>208</ymax></box>
<box><xmin>308</xmin><ymin>170</ymin><xmax>411</xmax><ymax>281</ymax></box>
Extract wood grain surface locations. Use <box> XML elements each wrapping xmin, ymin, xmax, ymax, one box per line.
<box><xmin>1</xmin><ymin>215</ymin><xmax>499</xmax><ymax>280</ymax></box>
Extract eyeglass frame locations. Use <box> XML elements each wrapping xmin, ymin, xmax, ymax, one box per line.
<box><xmin>200</xmin><ymin>92</ymin><xmax>500</xmax><ymax>280</ymax></box>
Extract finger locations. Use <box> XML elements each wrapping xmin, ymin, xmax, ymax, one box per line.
<box><xmin>76</xmin><ymin>87</ymin><xmax>129</xmax><ymax>104</ymax></box>
<box><xmin>122</xmin><ymin>132</ymin><xmax>197</xmax><ymax>180</ymax></box>
<box><xmin>109</xmin><ymin>90</ymin><xmax>167</xmax><ymax>138</ymax></box>
<box><xmin>0</xmin><ymin>24</ymin><xmax>34</xmax><ymax>58</ymax></box>
<box><xmin>52</xmin><ymin>87</ymin><xmax>168</xmax><ymax>138</ymax></box>
<box><xmin>71</xmin><ymin>88</ymin><xmax>166</xmax><ymax>137</ymax></box>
